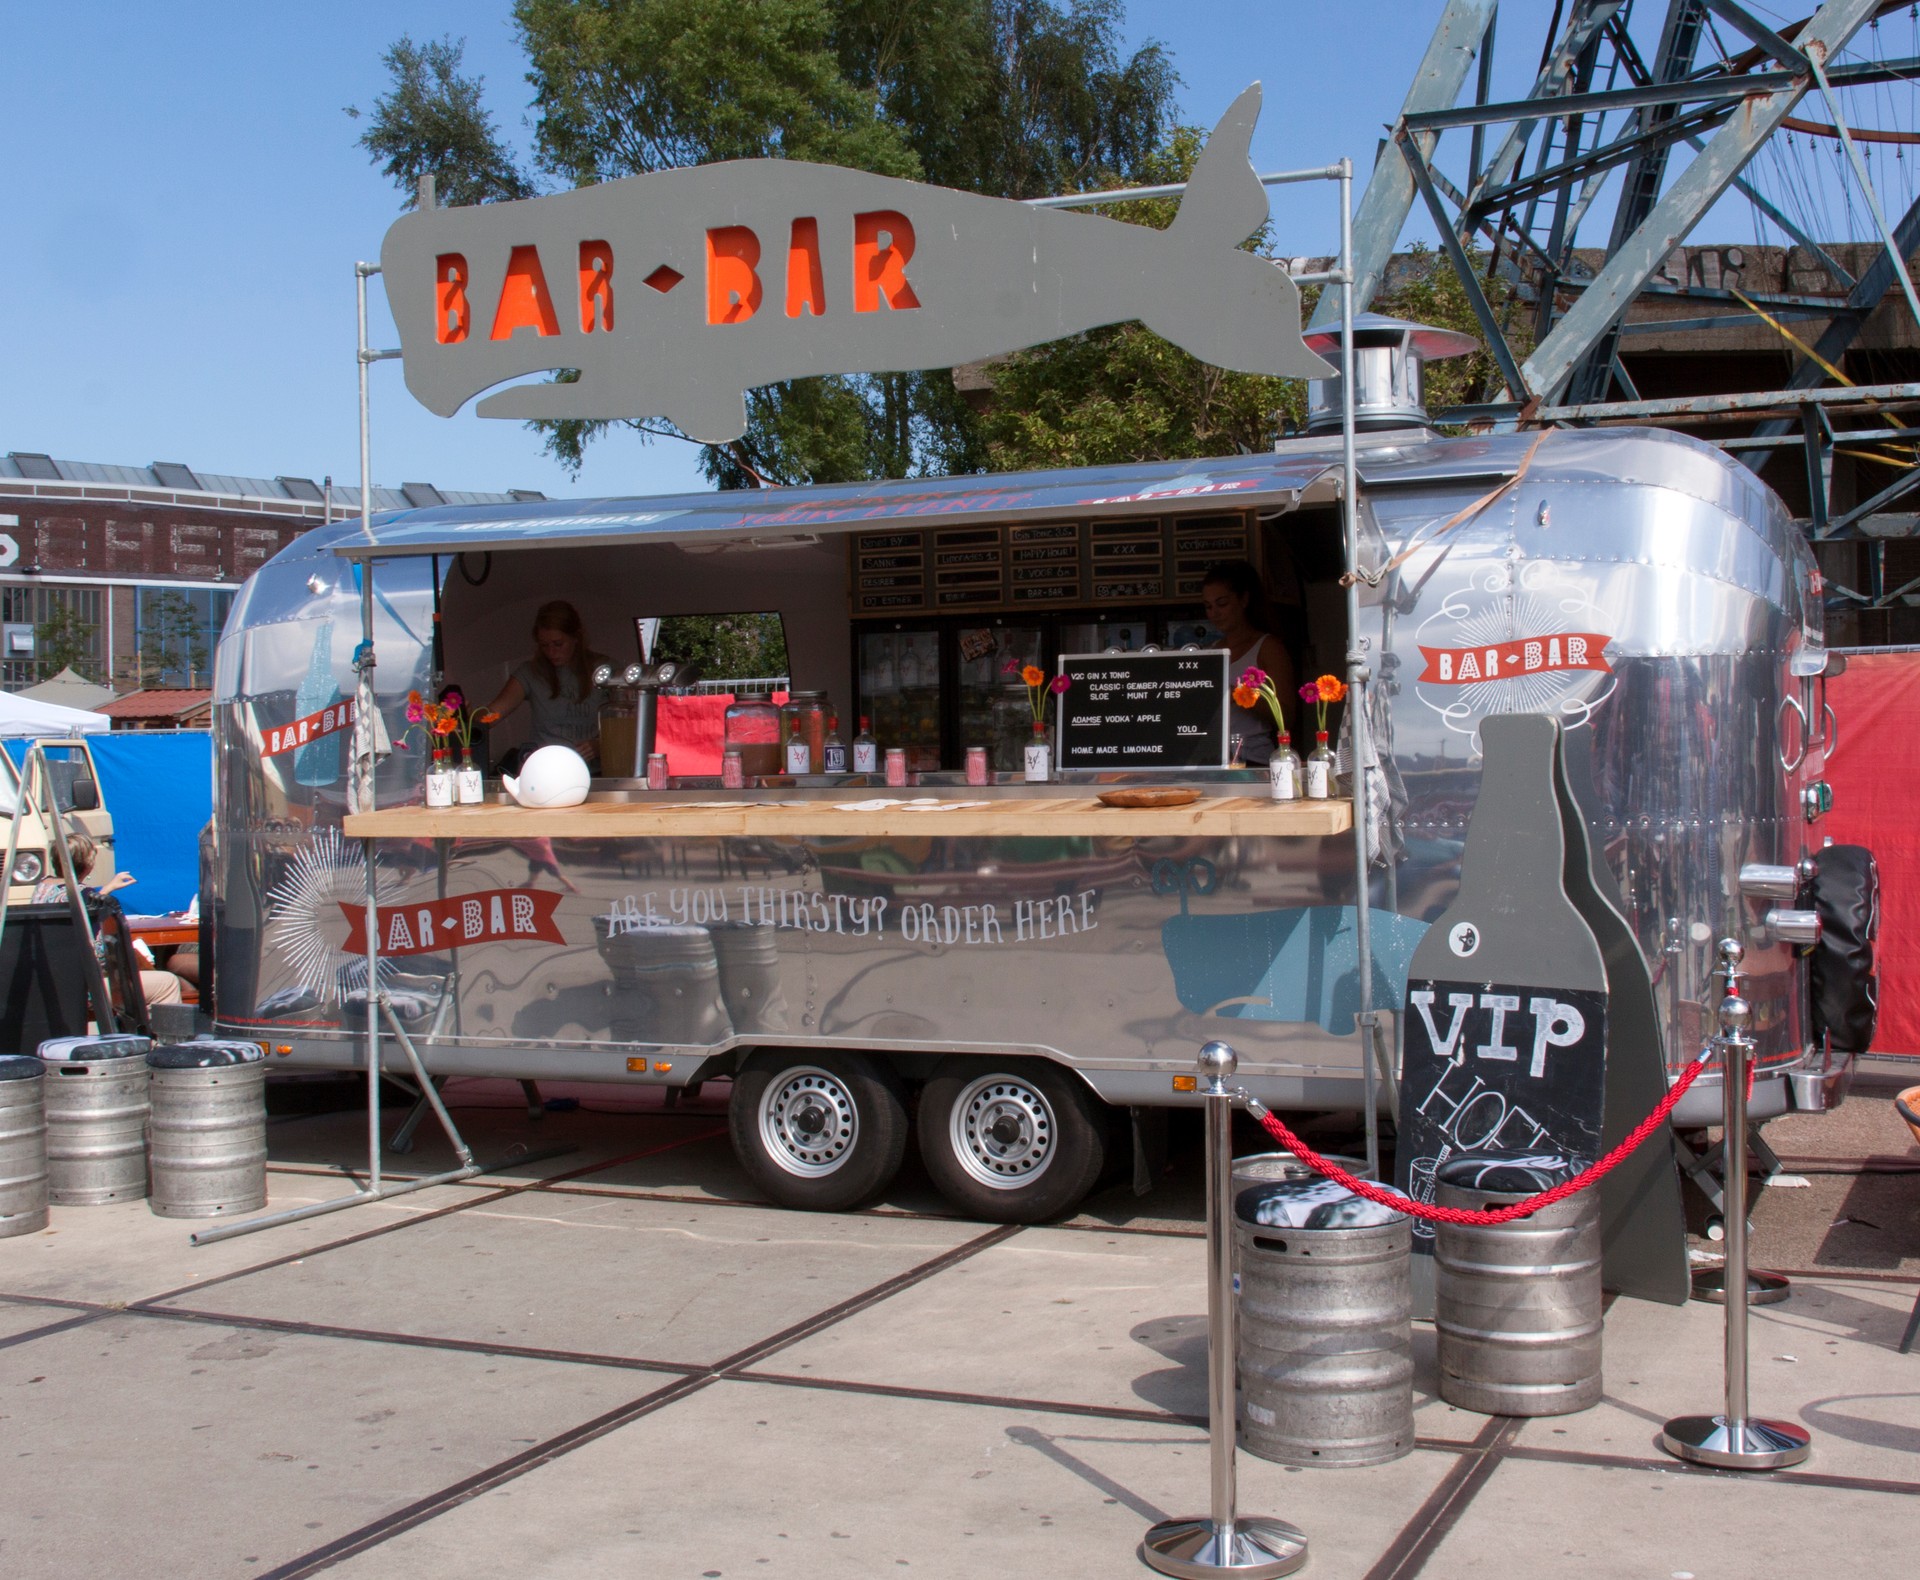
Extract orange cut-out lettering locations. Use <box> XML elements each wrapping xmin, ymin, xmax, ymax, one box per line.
<box><xmin>853</xmin><ymin>211</ymin><xmax>921</xmax><ymax>312</ymax></box>
<box><xmin>578</xmin><ymin>240</ymin><xmax>615</xmax><ymax>332</ymax></box>
<box><xmin>706</xmin><ymin>227</ymin><xmax>763</xmax><ymax>324</ymax></box>
<box><xmin>785</xmin><ymin>217</ymin><xmax>826</xmax><ymax>317</ymax></box>
<box><xmin>434</xmin><ymin>254</ymin><xmax>470</xmax><ymax>344</ymax></box>
<box><xmin>489</xmin><ymin>245</ymin><xmax>561</xmax><ymax>340</ymax></box>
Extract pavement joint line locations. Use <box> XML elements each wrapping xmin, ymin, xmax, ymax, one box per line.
<box><xmin>1500</xmin><ymin>1441</ymin><xmax>1920</xmax><ymax>1497</ymax></box>
<box><xmin>1358</xmin><ymin>1414</ymin><xmax>1523</xmax><ymax>1580</ymax></box>
<box><xmin>124</xmin><ymin>1127</ymin><xmax>727</xmax><ymax>1311</ymax></box>
<box><xmin>250</xmin><ymin>1220</ymin><xmax>1024</xmax><ymax>1580</ymax></box>
<box><xmin>0</xmin><ymin>1307</ymin><xmax>111</xmax><ymax>1350</ymax></box>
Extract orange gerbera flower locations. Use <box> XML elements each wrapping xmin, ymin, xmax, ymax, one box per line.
<box><xmin>1021</xmin><ymin>664</ymin><xmax>1046</xmax><ymax>688</ymax></box>
<box><xmin>1315</xmin><ymin>674</ymin><xmax>1347</xmax><ymax>703</ymax></box>
<box><xmin>1232</xmin><ymin>684</ymin><xmax>1259</xmax><ymax>710</ymax></box>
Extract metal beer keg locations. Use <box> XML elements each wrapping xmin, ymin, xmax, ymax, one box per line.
<box><xmin>1434</xmin><ymin>1154</ymin><xmax>1602</xmax><ymax>1417</ymax></box>
<box><xmin>1234</xmin><ymin>1176</ymin><xmax>1413</xmax><ymax>1467</ymax></box>
<box><xmin>38</xmin><ymin>1034</ymin><xmax>154</xmax><ymax>1205</ymax></box>
<box><xmin>0</xmin><ymin>1055</ymin><xmax>49</xmax><ymax>1238</ymax></box>
<box><xmin>708</xmin><ymin>922</ymin><xmax>791</xmax><ymax>1035</ymax></box>
<box><xmin>147</xmin><ymin>1042</ymin><xmax>268</xmax><ymax>1219</ymax></box>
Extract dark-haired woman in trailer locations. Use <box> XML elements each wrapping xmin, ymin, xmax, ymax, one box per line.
<box><xmin>1201</xmin><ymin>559</ymin><xmax>1296</xmax><ymax>766</ymax></box>
<box><xmin>483</xmin><ymin>600</ymin><xmax>609</xmax><ymax>774</ymax></box>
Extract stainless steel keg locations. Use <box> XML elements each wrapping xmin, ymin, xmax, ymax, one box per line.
<box><xmin>147</xmin><ymin>1042</ymin><xmax>268</xmax><ymax>1219</ymax></box>
<box><xmin>0</xmin><ymin>1055</ymin><xmax>48</xmax><ymax>1237</ymax></box>
<box><xmin>1434</xmin><ymin>1154</ymin><xmax>1603</xmax><ymax>1417</ymax></box>
<box><xmin>1235</xmin><ymin>1176</ymin><xmax>1413</xmax><ymax>1467</ymax></box>
<box><xmin>38</xmin><ymin>1034</ymin><xmax>153</xmax><ymax>1205</ymax></box>
<box><xmin>592</xmin><ymin>919</ymin><xmax>732</xmax><ymax>1044</ymax></box>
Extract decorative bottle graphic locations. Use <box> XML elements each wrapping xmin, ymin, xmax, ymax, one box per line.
<box><xmin>292</xmin><ymin>620</ymin><xmax>341</xmax><ymax>788</ymax></box>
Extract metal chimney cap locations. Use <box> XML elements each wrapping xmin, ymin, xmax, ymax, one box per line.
<box><xmin>1303</xmin><ymin>311</ymin><xmax>1478</xmax><ymax>362</ymax></box>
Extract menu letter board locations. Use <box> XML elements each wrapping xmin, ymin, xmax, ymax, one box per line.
<box><xmin>1056</xmin><ymin>649</ymin><xmax>1230</xmax><ymax>771</ymax></box>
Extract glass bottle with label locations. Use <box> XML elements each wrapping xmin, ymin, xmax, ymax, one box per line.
<box><xmin>852</xmin><ymin>715</ymin><xmax>879</xmax><ymax>775</ymax></box>
<box><xmin>1268</xmin><ymin>731</ymin><xmax>1303</xmax><ymax>801</ymax></box>
<box><xmin>1306</xmin><ymin>731</ymin><xmax>1337</xmax><ymax>799</ymax></box>
<box><xmin>822</xmin><ymin>713</ymin><xmax>848</xmax><ymax>775</ymax></box>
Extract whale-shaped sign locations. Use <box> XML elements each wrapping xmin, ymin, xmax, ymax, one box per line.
<box><xmin>379</xmin><ymin>83</ymin><xmax>1332</xmax><ymax>444</ymax></box>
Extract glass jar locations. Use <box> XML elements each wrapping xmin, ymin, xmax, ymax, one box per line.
<box><xmin>780</xmin><ymin>690</ymin><xmax>829</xmax><ymax>775</ymax></box>
<box><xmin>724</xmin><ymin>696</ymin><xmax>782</xmax><ymax>780</ymax></box>
<box><xmin>598</xmin><ymin>699</ymin><xmax>639</xmax><ymax>778</ymax></box>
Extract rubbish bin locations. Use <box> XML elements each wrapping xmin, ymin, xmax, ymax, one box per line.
<box><xmin>1235</xmin><ymin>1175</ymin><xmax>1413</xmax><ymax>1467</ymax></box>
<box><xmin>0</xmin><ymin>1054</ymin><xmax>48</xmax><ymax>1238</ymax></box>
<box><xmin>38</xmin><ymin>1034</ymin><xmax>154</xmax><ymax>1205</ymax></box>
<box><xmin>147</xmin><ymin>1041</ymin><xmax>268</xmax><ymax>1219</ymax></box>
<box><xmin>1434</xmin><ymin>1153</ymin><xmax>1602</xmax><ymax>1417</ymax></box>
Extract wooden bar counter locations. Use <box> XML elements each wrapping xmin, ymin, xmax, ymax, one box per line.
<box><xmin>343</xmin><ymin>793</ymin><xmax>1353</xmax><ymax>841</ymax></box>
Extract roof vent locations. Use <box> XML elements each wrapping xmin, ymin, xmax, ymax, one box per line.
<box><xmin>277</xmin><ymin>476</ymin><xmax>324</xmax><ymax>502</ymax></box>
<box><xmin>1302</xmin><ymin>313</ymin><xmax>1477</xmax><ymax>435</ymax></box>
<box><xmin>150</xmin><ymin>461</ymin><xmax>200</xmax><ymax>489</ymax></box>
<box><xmin>400</xmin><ymin>482</ymin><xmax>446</xmax><ymax>509</ymax></box>
<box><xmin>8</xmin><ymin>452</ymin><xmax>61</xmax><ymax>480</ymax></box>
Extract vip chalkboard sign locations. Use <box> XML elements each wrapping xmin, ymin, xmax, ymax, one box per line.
<box><xmin>1395</xmin><ymin>714</ymin><xmax>1611</xmax><ymax>1311</ymax></box>
<box><xmin>1056</xmin><ymin>649</ymin><xmax>1230</xmax><ymax>771</ymax></box>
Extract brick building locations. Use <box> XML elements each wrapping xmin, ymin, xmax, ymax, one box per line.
<box><xmin>0</xmin><ymin>454</ymin><xmax>542</xmax><ymax>691</ymax></box>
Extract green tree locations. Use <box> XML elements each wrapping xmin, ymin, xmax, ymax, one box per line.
<box><xmin>350</xmin><ymin>36</ymin><xmax>536</xmax><ymax>207</ymax></box>
<box><xmin>33</xmin><ymin>603</ymin><xmax>99</xmax><ymax>683</ymax></box>
<box><xmin>357</xmin><ymin>1</ymin><xmax>1176</xmax><ymax>485</ymax></box>
<box><xmin>655</xmin><ymin>612</ymin><xmax>790</xmax><ymax>679</ymax></box>
<box><xmin>135</xmin><ymin>592</ymin><xmax>210</xmax><ymax>688</ymax></box>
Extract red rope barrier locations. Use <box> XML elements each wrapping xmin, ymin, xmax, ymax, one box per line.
<box><xmin>1249</xmin><ymin>1052</ymin><xmax>1714</xmax><ymax>1227</ymax></box>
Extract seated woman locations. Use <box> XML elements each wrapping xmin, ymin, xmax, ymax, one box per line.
<box><xmin>42</xmin><ymin>833</ymin><xmax>192</xmax><ymax>1006</ymax></box>
<box><xmin>484</xmin><ymin>600</ymin><xmax>609</xmax><ymax>776</ymax></box>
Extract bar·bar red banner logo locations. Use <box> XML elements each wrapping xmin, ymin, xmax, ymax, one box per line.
<box><xmin>339</xmin><ymin>888</ymin><xmax>565</xmax><ymax>956</ymax></box>
<box><xmin>1417</xmin><ymin>632</ymin><xmax>1611</xmax><ymax>685</ymax></box>
<box><xmin>264</xmin><ymin>698</ymin><xmax>355</xmax><ymax>757</ymax></box>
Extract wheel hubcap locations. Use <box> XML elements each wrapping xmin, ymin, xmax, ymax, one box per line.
<box><xmin>759</xmin><ymin>1068</ymin><xmax>858</xmax><ymax>1177</ymax></box>
<box><xmin>950</xmin><ymin>1075</ymin><xmax>1056</xmax><ymax>1190</ymax></box>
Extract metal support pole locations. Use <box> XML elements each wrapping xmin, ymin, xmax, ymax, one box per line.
<box><xmin>1143</xmin><ymin>1044</ymin><xmax>1306</xmax><ymax>1579</ymax></box>
<box><xmin>1660</xmin><ymin>940</ymin><xmax>1811</xmax><ymax>1470</ymax></box>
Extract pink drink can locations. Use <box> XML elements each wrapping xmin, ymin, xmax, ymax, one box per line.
<box><xmin>884</xmin><ymin>748</ymin><xmax>908</xmax><ymax>787</ymax></box>
<box><xmin>721</xmin><ymin>748</ymin><xmax>745</xmax><ymax>789</ymax></box>
<box><xmin>965</xmin><ymin>746</ymin><xmax>989</xmax><ymax>785</ymax></box>
<box><xmin>646</xmin><ymin>752</ymin><xmax>669</xmax><ymax>790</ymax></box>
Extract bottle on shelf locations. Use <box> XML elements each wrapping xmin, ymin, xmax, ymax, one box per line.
<box><xmin>852</xmin><ymin>716</ymin><xmax>879</xmax><ymax>775</ymax></box>
<box><xmin>823</xmin><ymin>714</ymin><xmax>848</xmax><ymax>775</ymax></box>
<box><xmin>1269</xmin><ymin>731</ymin><xmax>1303</xmax><ymax>801</ymax></box>
<box><xmin>1306</xmin><ymin>731</ymin><xmax>1337</xmax><ymax>799</ymax></box>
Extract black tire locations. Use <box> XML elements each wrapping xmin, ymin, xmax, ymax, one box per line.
<box><xmin>917</xmin><ymin>1058</ymin><xmax>1107</xmax><ymax>1223</ymax></box>
<box><xmin>728</xmin><ymin>1050</ymin><xmax>909</xmax><ymax>1211</ymax></box>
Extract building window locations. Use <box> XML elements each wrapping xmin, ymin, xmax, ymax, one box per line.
<box><xmin>1</xmin><ymin>585</ymin><xmax>104</xmax><ymax>689</ymax></box>
<box><xmin>131</xmin><ymin>586</ymin><xmax>233</xmax><ymax>688</ymax></box>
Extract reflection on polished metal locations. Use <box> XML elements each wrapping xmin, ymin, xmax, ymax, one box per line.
<box><xmin>1141</xmin><ymin>1042</ymin><xmax>1307</xmax><ymax>1580</ymax></box>
<box><xmin>1661</xmin><ymin>941</ymin><xmax>1811</xmax><ymax>1473</ymax></box>
<box><xmin>1689</xmin><ymin>1266</ymin><xmax>1791</xmax><ymax>1306</ymax></box>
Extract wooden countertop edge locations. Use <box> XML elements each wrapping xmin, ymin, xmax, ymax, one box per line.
<box><xmin>341</xmin><ymin>797</ymin><xmax>1352</xmax><ymax>840</ymax></box>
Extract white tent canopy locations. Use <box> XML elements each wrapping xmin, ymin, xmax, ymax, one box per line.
<box><xmin>17</xmin><ymin>666</ymin><xmax>115</xmax><ymax>711</ymax></box>
<box><xmin>0</xmin><ymin>690</ymin><xmax>109</xmax><ymax>736</ymax></box>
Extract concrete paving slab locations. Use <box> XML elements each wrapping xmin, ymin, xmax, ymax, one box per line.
<box><xmin>154</xmin><ymin>1193</ymin><xmax>986</xmax><ymax>1367</ymax></box>
<box><xmin>0</xmin><ymin>1298</ymin><xmax>92</xmax><ymax>1343</ymax></box>
<box><xmin>0</xmin><ymin>1311</ymin><xmax>653</xmax><ymax>1580</ymax></box>
<box><xmin>0</xmin><ymin>1182</ymin><xmax>485</xmax><ymax>1308</ymax></box>
<box><xmin>322</xmin><ymin>1376</ymin><xmax>1463</xmax><ymax>1580</ymax></box>
<box><xmin>1425</xmin><ymin>1451</ymin><xmax>1918</xmax><ymax>1580</ymax></box>
<box><xmin>1508</xmin><ymin>1279</ymin><xmax>1920</xmax><ymax>1484</ymax></box>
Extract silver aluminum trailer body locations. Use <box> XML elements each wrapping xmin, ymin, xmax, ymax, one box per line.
<box><xmin>205</xmin><ymin>425</ymin><xmax>1836</xmax><ymax>1154</ymax></box>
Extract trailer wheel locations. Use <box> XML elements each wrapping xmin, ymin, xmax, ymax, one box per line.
<box><xmin>918</xmin><ymin>1059</ymin><xmax>1106</xmax><ymax>1223</ymax></box>
<box><xmin>729</xmin><ymin>1051</ymin><xmax>908</xmax><ymax>1211</ymax></box>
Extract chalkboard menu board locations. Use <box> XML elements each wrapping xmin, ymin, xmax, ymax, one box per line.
<box><xmin>1056</xmin><ymin>649</ymin><xmax>1231</xmax><ymax>771</ymax></box>
<box><xmin>851</xmin><ymin>513</ymin><xmax>1249</xmax><ymax>616</ymax></box>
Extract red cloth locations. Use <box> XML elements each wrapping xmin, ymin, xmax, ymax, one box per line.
<box><xmin>652</xmin><ymin>692</ymin><xmax>789</xmax><ymax>776</ymax></box>
<box><xmin>1824</xmin><ymin>652</ymin><xmax>1918</xmax><ymax>1055</ymax></box>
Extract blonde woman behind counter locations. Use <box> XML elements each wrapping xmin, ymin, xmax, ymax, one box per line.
<box><xmin>484</xmin><ymin>600</ymin><xmax>609</xmax><ymax>773</ymax></box>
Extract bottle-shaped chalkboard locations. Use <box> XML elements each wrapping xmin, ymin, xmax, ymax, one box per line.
<box><xmin>1395</xmin><ymin>714</ymin><xmax>1609</xmax><ymax>1293</ymax></box>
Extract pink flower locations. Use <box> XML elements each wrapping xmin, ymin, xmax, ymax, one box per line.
<box><xmin>1239</xmin><ymin>666</ymin><xmax>1267</xmax><ymax>689</ymax></box>
<box><xmin>1298</xmin><ymin>682</ymin><xmax>1320</xmax><ymax>704</ymax></box>
<box><xmin>1049</xmin><ymin>674</ymin><xmax>1071</xmax><ymax>694</ymax></box>
<box><xmin>405</xmin><ymin>700</ymin><xmax>423</xmax><ymax>723</ymax></box>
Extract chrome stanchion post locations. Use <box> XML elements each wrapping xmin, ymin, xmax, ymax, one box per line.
<box><xmin>1143</xmin><ymin>1043</ymin><xmax>1307</xmax><ymax>1579</ymax></box>
<box><xmin>1660</xmin><ymin>940</ymin><xmax>1811</xmax><ymax>1470</ymax></box>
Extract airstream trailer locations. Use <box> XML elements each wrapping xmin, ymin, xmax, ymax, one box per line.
<box><xmin>205</xmin><ymin>415</ymin><xmax>1855</xmax><ymax>1222</ymax></box>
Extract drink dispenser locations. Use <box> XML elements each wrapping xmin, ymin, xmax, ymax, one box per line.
<box><xmin>594</xmin><ymin>660</ymin><xmax>703</xmax><ymax>779</ymax></box>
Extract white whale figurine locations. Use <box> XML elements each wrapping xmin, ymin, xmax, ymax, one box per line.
<box><xmin>501</xmin><ymin>745</ymin><xmax>592</xmax><ymax>808</ymax></box>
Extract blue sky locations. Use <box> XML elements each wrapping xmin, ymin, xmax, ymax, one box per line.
<box><xmin>2</xmin><ymin>2</ymin><xmax>1893</xmax><ymax>502</ymax></box>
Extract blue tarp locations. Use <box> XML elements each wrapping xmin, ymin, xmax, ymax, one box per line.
<box><xmin>6</xmin><ymin>732</ymin><xmax>210</xmax><ymax>913</ymax></box>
